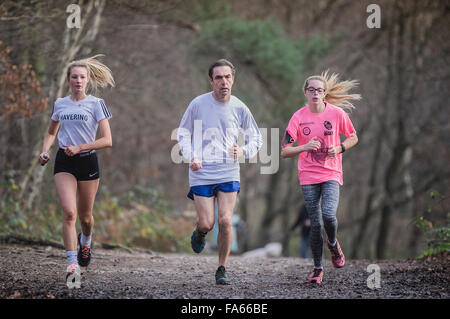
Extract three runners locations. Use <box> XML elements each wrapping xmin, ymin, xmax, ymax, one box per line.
<box><xmin>39</xmin><ymin>58</ymin><xmax>359</xmax><ymax>287</ymax></box>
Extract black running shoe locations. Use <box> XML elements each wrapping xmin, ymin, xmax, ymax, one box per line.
<box><xmin>190</xmin><ymin>228</ymin><xmax>206</xmax><ymax>253</ymax></box>
<box><xmin>215</xmin><ymin>266</ymin><xmax>230</xmax><ymax>285</ymax></box>
<box><xmin>77</xmin><ymin>233</ymin><xmax>91</xmax><ymax>267</ymax></box>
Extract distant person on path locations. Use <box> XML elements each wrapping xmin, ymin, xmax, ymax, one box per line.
<box><xmin>289</xmin><ymin>204</ymin><xmax>311</xmax><ymax>259</ymax></box>
<box><xmin>177</xmin><ymin>59</ymin><xmax>262</xmax><ymax>284</ymax></box>
<box><xmin>39</xmin><ymin>55</ymin><xmax>114</xmax><ymax>285</ymax></box>
<box><xmin>281</xmin><ymin>71</ymin><xmax>360</xmax><ymax>284</ymax></box>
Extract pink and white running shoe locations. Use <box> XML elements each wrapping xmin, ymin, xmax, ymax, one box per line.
<box><xmin>308</xmin><ymin>268</ymin><xmax>324</xmax><ymax>284</ymax></box>
<box><xmin>327</xmin><ymin>239</ymin><xmax>345</xmax><ymax>268</ymax></box>
<box><xmin>66</xmin><ymin>263</ymin><xmax>81</xmax><ymax>288</ymax></box>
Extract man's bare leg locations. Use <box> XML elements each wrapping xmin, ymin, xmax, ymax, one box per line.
<box><xmin>216</xmin><ymin>191</ymin><xmax>237</xmax><ymax>267</ymax></box>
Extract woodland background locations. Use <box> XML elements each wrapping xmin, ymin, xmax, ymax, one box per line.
<box><xmin>0</xmin><ymin>0</ymin><xmax>449</xmax><ymax>259</ymax></box>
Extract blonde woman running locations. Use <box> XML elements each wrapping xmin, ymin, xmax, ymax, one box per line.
<box><xmin>281</xmin><ymin>71</ymin><xmax>360</xmax><ymax>284</ymax></box>
<box><xmin>38</xmin><ymin>55</ymin><xmax>114</xmax><ymax>285</ymax></box>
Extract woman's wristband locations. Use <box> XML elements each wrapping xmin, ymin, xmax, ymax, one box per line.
<box><xmin>340</xmin><ymin>143</ymin><xmax>346</xmax><ymax>153</ymax></box>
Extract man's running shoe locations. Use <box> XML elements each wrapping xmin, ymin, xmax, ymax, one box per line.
<box><xmin>215</xmin><ymin>266</ymin><xmax>230</xmax><ymax>285</ymax></box>
<box><xmin>66</xmin><ymin>263</ymin><xmax>81</xmax><ymax>288</ymax></box>
<box><xmin>327</xmin><ymin>239</ymin><xmax>345</xmax><ymax>268</ymax></box>
<box><xmin>190</xmin><ymin>228</ymin><xmax>206</xmax><ymax>253</ymax></box>
<box><xmin>308</xmin><ymin>268</ymin><xmax>324</xmax><ymax>284</ymax></box>
<box><xmin>77</xmin><ymin>233</ymin><xmax>91</xmax><ymax>267</ymax></box>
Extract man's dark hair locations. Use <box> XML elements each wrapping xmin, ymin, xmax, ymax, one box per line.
<box><xmin>208</xmin><ymin>59</ymin><xmax>236</xmax><ymax>79</ymax></box>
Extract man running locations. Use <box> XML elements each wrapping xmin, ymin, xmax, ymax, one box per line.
<box><xmin>177</xmin><ymin>59</ymin><xmax>262</xmax><ymax>284</ymax></box>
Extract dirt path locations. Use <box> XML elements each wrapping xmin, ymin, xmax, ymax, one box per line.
<box><xmin>0</xmin><ymin>244</ymin><xmax>448</xmax><ymax>300</ymax></box>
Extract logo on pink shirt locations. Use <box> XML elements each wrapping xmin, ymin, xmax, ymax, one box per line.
<box><xmin>309</xmin><ymin>136</ymin><xmax>328</xmax><ymax>164</ymax></box>
<box><xmin>302</xmin><ymin>127</ymin><xmax>311</xmax><ymax>135</ymax></box>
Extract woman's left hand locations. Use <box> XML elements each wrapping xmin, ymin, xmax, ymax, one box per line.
<box><xmin>64</xmin><ymin>144</ymin><xmax>82</xmax><ymax>156</ymax></box>
<box><xmin>328</xmin><ymin>145</ymin><xmax>341</xmax><ymax>158</ymax></box>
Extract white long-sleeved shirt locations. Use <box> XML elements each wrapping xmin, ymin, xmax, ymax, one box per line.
<box><xmin>177</xmin><ymin>92</ymin><xmax>262</xmax><ymax>186</ymax></box>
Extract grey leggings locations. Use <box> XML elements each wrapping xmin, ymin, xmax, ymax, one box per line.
<box><xmin>301</xmin><ymin>181</ymin><xmax>340</xmax><ymax>269</ymax></box>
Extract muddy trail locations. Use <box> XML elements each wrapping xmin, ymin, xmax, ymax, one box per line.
<box><xmin>1</xmin><ymin>243</ymin><xmax>448</xmax><ymax>302</ymax></box>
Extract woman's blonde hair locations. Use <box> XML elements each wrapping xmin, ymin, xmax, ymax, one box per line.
<box><xmin>67</xmin><ymin>54</ymin><xmax>115</xmax><ymax>92</ymax></box>
<box><xmin>303</xmin><ymin>70</ymin><xmax>361</xmax><ymax>112</ymax></box>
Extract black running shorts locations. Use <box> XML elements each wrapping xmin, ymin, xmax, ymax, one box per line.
<box><xmin>54</xmin><ymin>148</ymin><xmax>100</xmax><ymax>181</ymax></box>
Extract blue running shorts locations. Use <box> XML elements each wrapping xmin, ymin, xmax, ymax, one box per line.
<box><xmin>187</xmin><ymin>181</ymin><xmax>240</xmax><ymax>200</ymax></box>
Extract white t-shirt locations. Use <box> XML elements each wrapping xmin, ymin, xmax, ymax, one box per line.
<box><xmin>51</xmin><ymin>95</ymin><xmax>112</xmax><ymax>151</ymax></box>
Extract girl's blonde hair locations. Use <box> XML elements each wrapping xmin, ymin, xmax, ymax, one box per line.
<box><xmin>303</xmin><ymin>70</ymin><xmax>361</xmax><ymax>112</ymax></box>
<box><xmin>67</xmin><ymin>54</ymin><xmax>115</xmax><ymax>92</ymax></box>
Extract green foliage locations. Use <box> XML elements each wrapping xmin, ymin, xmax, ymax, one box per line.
<box><xmin>413</xmin><ymin>189</ymin><xmax>450</xmax><ymax>258</ymax></box>
<box><xmin>0</xmin><ymin>180</ymin><xmax>190</xmax><ymax>252</ymax></box>
<box><xmin>193</xmin><ymin>10</ymin><xmax>341</xmax><ymax>124</ymax></box>
<box><xmin>181</xmin><ymin>0</ymin><xmax>231</xmax><ymax>23</ymax></box>
<box><xmin>1</xmin><ymin>170</ymin><xmax>28</xmax><ymax>234</ymax></box>
<box><xmin>297</xmin><ymin>32</ymin><xmax>345</xmax><ymax>71</ymax></box>
<box><xmin>196</xmin><ymin>14</ymin><xmax>303</xmax><ymax>91</ymax></box>
<box><xmin>94</xmin><ymin>184</ymin><xmax>190</xmax><ymax>252</ymax></box>
<box><xmin>0</xmin><ymin>170</ymin><xmax>62</xmax><ymax>241</ymax></box>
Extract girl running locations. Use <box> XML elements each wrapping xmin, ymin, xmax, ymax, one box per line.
<box><xmin>38</xmin><ymin>55</ymin><xmax>114</xmax><ymax>284</ymax></box>
<box><xmin>281</xmin><ymin>71</ymin><xmax>360</xmax><ymax>284</ymax></box>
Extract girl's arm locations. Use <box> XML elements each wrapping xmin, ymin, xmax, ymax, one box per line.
<box><xmin>39</xmin><ymin>120</ymin><xmax>60</xmax><ymax>165</ymax></box>
<box><xmin>281</xmin><ymin>136</ymin><xmax>321</xmax><ymax>158</ymax></box>
<box><xmin>328</xmin><ymin>133</ymin><xmax>358</xmax><ymax>158</ymax></box>
<box><xmin>64</xmin><ymin>118</ymin><xmax>112</xmax><ymax>156</ymax></box>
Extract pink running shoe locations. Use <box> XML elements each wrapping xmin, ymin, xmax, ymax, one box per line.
<box><xmin>308</xmin><ymin>268</ymin><xmax>324</xmax><ymax>284</ymax></box>
<box><xmin>327</xmin><ymin>239</ymin><xmax>345</xmax><ymax>268</ymax></box>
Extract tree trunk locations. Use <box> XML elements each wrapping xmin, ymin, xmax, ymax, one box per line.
<box><xmin>258</xmin><ymin>164</ymin><xmax>282</xmax><ymax>245</ymax></box>
<box><xmin>350</xmin><ymin>8</ymin><xmax>395</xmax><ymax>258</ymax></box>
<box><xmin>376</xmin><ymin>3</ymin><xmax>407</xmax><ymax>259</ymax></box>
<box><xmin>350</xmin><ymin>127</ymin><xmax>383</xmax><ymax>259</ymax></box>
<box><xmin>280</xmin><ymin>159</ymin><xmax>296</xmax><ymax>256</ymax></box>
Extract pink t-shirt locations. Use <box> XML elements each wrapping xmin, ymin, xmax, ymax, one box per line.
<box><xmin>282</xmin><ymin>102</ymin><xmax>356</xmax><ymax>185</ymax></box>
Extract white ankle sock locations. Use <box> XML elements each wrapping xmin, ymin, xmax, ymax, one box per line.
<box><xmin>66</xmin><ymin>251</ymin><xmax>78</xmax><ymax>266</ymax></box>
<box><xmin>81</xmin><ymin>233</ymin><xmax>92</xmax><ymax>247</ymax></box>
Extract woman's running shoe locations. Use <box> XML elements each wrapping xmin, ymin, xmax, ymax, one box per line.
<box><xmin>77</xmin><ymin>233</ymin><xmax>91</xmax><ymax>267</ymax></box>
<box><xmin>66</xmin><ymin>263</ymin><xmax>81</xmax><ymax>288</ymax></box>
<box><xmin>327</xmin><ymin>239</ymin><xmax>345</xmax><ymax>268</ymax></box>
<box><xmin>308</xmin><ymin>268</ymin><xmax>324</xmax><ymax>284</ymax></box>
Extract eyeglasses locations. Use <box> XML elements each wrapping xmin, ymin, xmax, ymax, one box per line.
<box><xmin>306</xmin><ymin>87</ymin><xmax>325</xmax><ymax>94</ymax></box>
